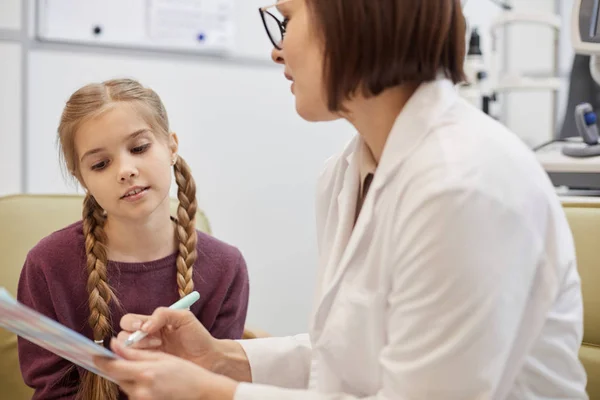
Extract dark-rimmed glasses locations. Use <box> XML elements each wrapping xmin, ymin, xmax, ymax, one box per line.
<box><xmin>258</xmin><ymin>0</ymin><xmax>292</xmax><ymax>50</ymax></box>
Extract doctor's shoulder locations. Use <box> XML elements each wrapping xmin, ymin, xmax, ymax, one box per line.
<box><xmin>397</xmin><ymin>105</ymin><xmax>557</xmax><ymax>218</ymax></box>
<box><xmin>430</xmin><ymin>102</ymin><xmax>548</xmax><ymax>181</ymax></box>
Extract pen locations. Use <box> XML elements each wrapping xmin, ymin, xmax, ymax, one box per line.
<box><xmin>123</xmin><ymin>291</ymin><xmax>200</xmax><ymax>347</ymax></box>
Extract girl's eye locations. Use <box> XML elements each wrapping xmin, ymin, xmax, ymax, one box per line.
<box><xmin>131</xmin><ymin>143</ymin><xmax>151</xmax><ymax>154</ymax></box>
<box><xmin>91</xmin><ymin>160</ymin><xmax>109</xmax><ymax>171</ymax></box>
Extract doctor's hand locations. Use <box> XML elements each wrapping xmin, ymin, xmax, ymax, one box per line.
<box><xmin>95</xmin><ymin>339</ymin><xmax>238</xmax><ymax>400</ymax></box>
<box><xmin>116</xmin><ymin>308</ymin><xmax>216</xmax><ymax>368</ymax></box>
<box><xmin>116</xmin><ymin>308</ymin><xmax>252</xmax><ymax>382</ymax></box>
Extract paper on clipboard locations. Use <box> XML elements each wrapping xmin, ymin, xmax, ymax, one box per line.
<box><xmin>0</xmin><ymin>287</ymin><xmax>120</xmax><ymax>382</ymax></box>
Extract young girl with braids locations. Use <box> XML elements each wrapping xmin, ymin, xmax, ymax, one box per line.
<box><xmin>16</xmin><ymin>78</ymin><xmax>250</xmax><ymax>400</ymax></box>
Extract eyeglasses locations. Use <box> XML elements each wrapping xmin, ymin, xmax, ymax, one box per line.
<box><xmin>258</xmin><ymin>0</ymin><xmax>292</xmax><ymax>50</ymax></box>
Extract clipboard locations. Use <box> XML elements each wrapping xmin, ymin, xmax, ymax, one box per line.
<box><xmin>0</xmin><ymin>287</ymin><xmax>120</xmax><ymax>382</ymax></box>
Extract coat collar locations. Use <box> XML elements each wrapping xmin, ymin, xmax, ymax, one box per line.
<box><xmin>372</xmin><ymin>78</ymin><xmax>459</xmax><ymax>191</ymax></box>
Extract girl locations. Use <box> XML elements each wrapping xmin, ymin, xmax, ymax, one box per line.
<box><xmin>17</xmin><ymin>78</ymin><xmax>250</xmax><ymax>400</ymax></box>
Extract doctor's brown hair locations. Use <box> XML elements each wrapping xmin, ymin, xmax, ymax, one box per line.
<box><xmin>305</xmin><ymin>0</ymin><xmax>467</xmax><ymax>111</ymax></box>
<box><xmin>57</xmin><ymin>79</ymin><xmax>198</xmax><ymax>400</ymax></box>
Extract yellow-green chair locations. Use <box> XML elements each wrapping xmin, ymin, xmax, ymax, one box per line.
<box><xmin>0</xmin><ymin>193</ymin><xmax>211</xmax><ymax>400</ymax></box>
<box><xmin>563</xmin><ymin>199</ymin><xmax>600</xmax><ymax>399</ymax></box>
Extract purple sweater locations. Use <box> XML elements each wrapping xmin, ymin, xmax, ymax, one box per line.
<box><xmin>17</xmin><ymin>221</ymin><xmax>249</xmax><ymax>400</ymax></box>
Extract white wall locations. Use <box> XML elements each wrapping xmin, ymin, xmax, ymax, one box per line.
<box><xmin>0</xmin><ymin>45</ymin><xmax>22</xmax><ymax>196</ymax></box>
<box><xmin>0</xmin><ymin>0</ymin><xmax>23</xmax><ymax>196</ymax></box>
<box><xmin>0</xmin><ymin>0</ymin><xmax>21</xmax><ymax>30</ymax></box>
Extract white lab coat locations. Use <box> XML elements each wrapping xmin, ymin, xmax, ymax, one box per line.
<box><xmin>235</xmin><ymin>78</ymin><xmax>588</xmax><ymax>399</ymax></box>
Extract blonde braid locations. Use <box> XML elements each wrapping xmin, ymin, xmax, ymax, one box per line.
<box><xmin>78</xmin><ymin>193</ymin><xmax>119</xmax><ymax>400</ymax></box>
<box><xmin>173</xmin><ymin>156</ymin><xmax>198</xmax><ymax>297</ymax></box>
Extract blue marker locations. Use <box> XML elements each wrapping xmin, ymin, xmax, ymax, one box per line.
<box><xmin>123</xmin><ymin>291</ymin><xmax>200</xmax><ymax>347</ymax></box>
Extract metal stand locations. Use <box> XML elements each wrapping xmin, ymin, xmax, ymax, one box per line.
<box><xmin>489</xmin><ymin>6</ymin><xmax>562</xmax><ymax>142</ymax></box>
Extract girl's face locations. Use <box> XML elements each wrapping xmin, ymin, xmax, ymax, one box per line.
<box><xmin>75</xmin><ymin>102</ymin><xmax>178</xmax><ymax>221</ymax></box>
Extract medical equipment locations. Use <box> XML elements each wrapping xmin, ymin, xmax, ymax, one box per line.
<box><xmin>536</xmin><ymin>140</ymin><xmax>600</xmax><ymax>190</ymax></box>
<box><xmin>536</xmin><ymin>101</ymin><xmax>600</xmax><ymax>189</ymax></box>
<box><xmin>574</xmin><ymin>103</ymin><xmax>600</xmax><ymax>146</ymax></box>
<box><xmin>534</xmin><ymin>1</ymin><xmax>600</xmax><ymax>191</ymax></box>
<box><xmin>488</xmin><ymin>10</ymin><xmax>562</xmax><ymax>138</ymax></box>
<box><xmin>459</xmin><ymin>28</ymin><xmax>493</xmax><ymax>113</ymax></box>
<box><xmin>460</xmin><ymin>3</ymin><xmax>562</xmax><ymax>124</ymax></box>
<box><xmin>490</xmin><ymin>12</ymin><xmax>562</xmax><ymax>93</ymax></box>
<box><xmin>572</xmin><ymin>0</ymin><xmax>600</xmax><ymax>84</ymax></box>
<box><xmin>561</xmin><ymin>103</ymin><xmax>600</xmax><ymax>158</ymax></box>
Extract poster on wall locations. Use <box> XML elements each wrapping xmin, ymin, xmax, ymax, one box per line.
<box><xmin>36</xmin><ymin>0</ymin><xmax>236</xmax><ymax>56</ymax></box>
<box><xmin>148</xmin><ymin>0</ymin><xmax>235</xmax><ymax>51</ymax></box>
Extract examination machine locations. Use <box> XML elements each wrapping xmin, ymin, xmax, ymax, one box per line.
<box><xmin>535</xmin><ymin>0</ymin><xmax>600</xmax><ymax>190</ymax></box>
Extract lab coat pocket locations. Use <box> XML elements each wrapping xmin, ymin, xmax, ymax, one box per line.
<box><xmin>316</xmin><ymin>288</ymin><xmax>386</xmax><ymax>394</ymax></box>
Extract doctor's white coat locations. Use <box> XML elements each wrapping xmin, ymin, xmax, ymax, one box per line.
<box><xmin>235</xmin><ymin>79</ymin><xmax>588</xmax><ymax>399</ymax></box>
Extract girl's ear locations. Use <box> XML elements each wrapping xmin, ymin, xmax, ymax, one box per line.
<box><xmin>168</xmin><ymin>132</ymin><xmax>179</xmax><ymax>157</ymax></box>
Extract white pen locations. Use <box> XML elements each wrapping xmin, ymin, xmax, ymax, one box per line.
<box><xmin>123</xmin><ymin>291</ymin><xmax>200</xmax><ymax>347</ymax></box>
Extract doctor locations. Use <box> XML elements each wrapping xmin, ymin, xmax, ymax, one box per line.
<box><xmin>96</xmin><ymin>0</ymin><xmax>589</xmax><ymax>398</ymax></box>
